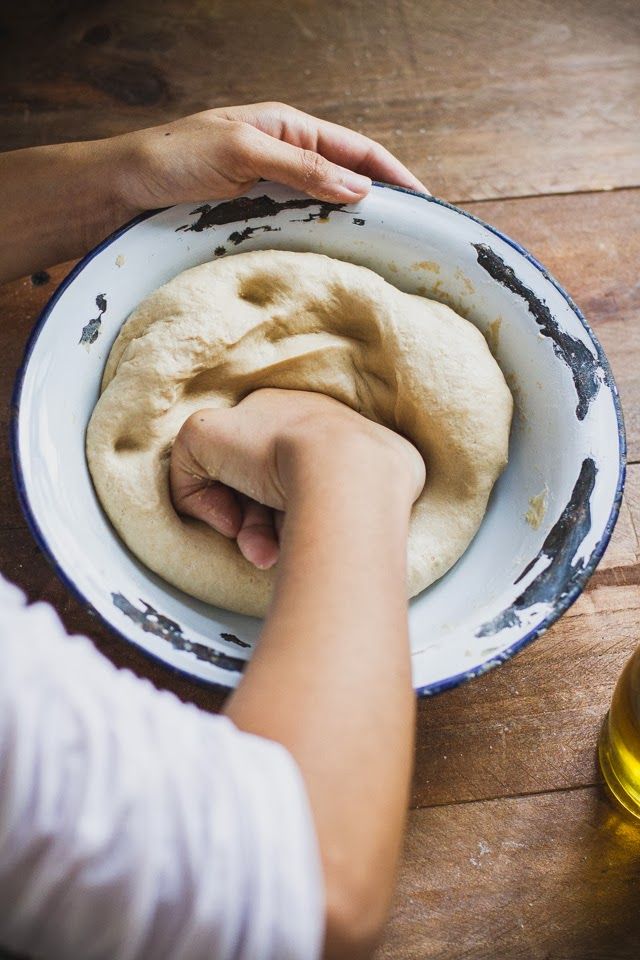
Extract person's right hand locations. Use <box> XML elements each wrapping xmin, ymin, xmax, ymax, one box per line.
<box><xmin>169</xmin><ymin>388</ymin><xmax>425</xmax><ymax>571</ymax></box>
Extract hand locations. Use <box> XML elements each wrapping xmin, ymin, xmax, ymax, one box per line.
<box><xmin>115</xmin><ymin>100</ymin><xmax>428</xmax><ymax>214</ymax></box>
<box><xmin>169</xmin><ymin>388</ymin><xmax>425</xmax><ymax>570</ymax></box>
<box><xmin>0</xmin><ymin>100</ymin><xmax>426</xmax><ymax>282</ymax></box>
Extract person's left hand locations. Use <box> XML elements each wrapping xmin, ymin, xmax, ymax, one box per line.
<box><xmin>114</xmin><ymin>100</ymin><xmax>428</xmax><ymax>215</ymax></box>
<box><xmin>0</xmin><ymin>99</ymin><xmax>428</xmax><ymax>284</ymax></box>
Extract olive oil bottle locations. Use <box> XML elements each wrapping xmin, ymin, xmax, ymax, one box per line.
<box><xmin>599</xmin><ymin>647</ymin><xmax>640</xmax><ymax>819</ymax></box>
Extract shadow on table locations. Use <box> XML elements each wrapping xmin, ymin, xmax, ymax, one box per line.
<box><xmin>566</xmin><ymin>783</ymin><xmax>640</xmax><ymax>959</ymax></box>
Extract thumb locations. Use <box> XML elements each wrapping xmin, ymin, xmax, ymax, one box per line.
<box><xmin>238</xmin><ymin>125</ymin><xmax>372</xmax><ymax>203</ymax></box>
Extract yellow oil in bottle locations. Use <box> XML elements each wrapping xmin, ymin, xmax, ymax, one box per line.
<box><xmin>599</xmin><ymin>646</ymin><xmax>640</xmax><ymax>819</ymax></box>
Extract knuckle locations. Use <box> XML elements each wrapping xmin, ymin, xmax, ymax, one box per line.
<box><xmin>261</xmin><ymin>99</ymin><xmax>288</xmax><ymax>113</ymax></box>
<box><xmin>226</xmin><ymin>120</ymin><xmax>255</xmax><ymax>155</ymax></box>
<box><xmin>175</xmin><ymin>412</ymin><xmax>199</xmax><ymax>450</ymax></box>
<box><xmin>179</xmin><ymin>409</ymin><xmax>212</xmax><ymax>447</ymax></box>
<box><xmin>300</xmin><ymin>149</ymin><xmax>331</xmax><ymax>184</ymax></box>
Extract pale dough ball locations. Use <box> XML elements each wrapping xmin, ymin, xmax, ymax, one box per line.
<box><xmin>87</xmin><ymin>250</ymin><xmax>512</xmax><ymax>617</ymax></box>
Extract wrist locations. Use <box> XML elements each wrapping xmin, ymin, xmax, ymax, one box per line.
<box><xmin>279</xmin><ymin>425</ymin><xmax>418</xmax><ymax>514</ymax></box>
<box><xmin>0</xmin><ymin>140</ymin><xmax>137</xmax><ymax>282</ymax></box>
<box><xmin>95</xmin><ymin>133</ymin><xmax>146</xmax><ymax>221</ymax></box>
<box><xmin>273</xmin><ymin>428</ymin><xmax>413</xmax><ymax>611</ymax></box>
<box><xmin>61</xmin><ymin>138</ymin><xmax>139</xmax><ymax>246</ymax></box>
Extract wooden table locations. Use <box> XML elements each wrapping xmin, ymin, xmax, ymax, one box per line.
<box><xmin>2</xmin><ymin>2</ymin><xmax>640</xmax><ymax>956</ymax></box>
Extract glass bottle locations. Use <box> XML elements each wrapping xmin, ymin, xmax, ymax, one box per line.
<box><xmin>599</xmin><ymin>646</ymin><xmax>640</xmax><ymax>819</ymax></box>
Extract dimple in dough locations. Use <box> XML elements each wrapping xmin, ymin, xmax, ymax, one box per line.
<box><xmin>86</xmin><ymin>250</ymin><xmax>513</xmax><ymax>617</ymax></box>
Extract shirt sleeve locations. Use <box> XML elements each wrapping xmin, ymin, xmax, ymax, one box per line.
<box><xmin>0</xmin><ymin>576</ymin><xmax>324</xmax><ymax>960</ymax></box>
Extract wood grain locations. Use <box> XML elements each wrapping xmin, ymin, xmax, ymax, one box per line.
<box><xmin>1</xmin><ymin>0</ymin><xmax>639</xmax><ymax>202</ymax></box>
<box><xmin>376</xmin><ymin>785</ymin><xmax>640</xmax><ymax>959</ymax></box>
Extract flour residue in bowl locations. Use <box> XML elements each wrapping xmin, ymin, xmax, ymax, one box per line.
<box><xmin>526</xmin><ymin>487</ymin><xmax>548</xmax><ymax>530</ymax></box>
<box><xmin>485</xmin><ymin>317</ymin><xmax>502</xmax><ymax>357</ymax></box>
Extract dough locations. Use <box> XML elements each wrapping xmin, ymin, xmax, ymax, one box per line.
<box><xmin>87</xmin><ymin>250</ymin><xmax>512</xmax><ymax>617</ymax></box>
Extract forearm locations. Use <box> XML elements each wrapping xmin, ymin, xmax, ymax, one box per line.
<box><xmin>224</xmin><ymin>454</ymin><xmax>415</xmax><ymax>956</ymax></box>
<box><xmin>0</xmin><ymin>140</ymin><xmax>132</xmax><ymax>282</ymax></box>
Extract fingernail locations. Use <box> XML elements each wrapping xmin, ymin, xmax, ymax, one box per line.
<box><xmin>338</xmin><ymin>169</ymin><xmax>372</xmax><ymax>196</ymax></box>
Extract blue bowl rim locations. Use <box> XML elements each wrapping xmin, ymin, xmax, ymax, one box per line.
<box><xmin>9</xmin><ymin>182</ymin><xmax>627</xmax><ymax>698</ymax></box>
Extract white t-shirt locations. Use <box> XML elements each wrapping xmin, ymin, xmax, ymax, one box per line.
<box><xmin>0</xmin><ymin>575</ymin><xmax>324</xmax><ymax>960</ymax></box>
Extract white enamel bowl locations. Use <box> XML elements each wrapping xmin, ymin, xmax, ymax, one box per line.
<box><xmin>12</xmin><ymin>183</ymin><xmax>625</xmax><ymax>694</ymax></box>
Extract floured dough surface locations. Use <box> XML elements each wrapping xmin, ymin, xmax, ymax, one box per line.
<box><xmin>87</xmin><ymin>250</ymin><xmax>512</xmax><ymax>617</ymax></box>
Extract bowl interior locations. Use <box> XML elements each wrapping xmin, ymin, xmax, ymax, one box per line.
<box><xmin>13</xmin><ymin>183</ymin><xmax>624</xmax><ymax>693</ymax></box>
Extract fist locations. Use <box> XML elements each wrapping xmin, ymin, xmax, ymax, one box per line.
<box><xmin>170</xmin><ymin>388</ymin><xmax>424</xmax><ymax>570</ymax></box>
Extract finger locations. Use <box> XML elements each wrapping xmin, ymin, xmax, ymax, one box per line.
<box><xmin>229</xmin><ymin>102</ymin><xmax>429</xmax><ymax>194</ymax></box>
<box><xmin>173</xmin><ymin>478</ymin><xmax>243</xmax><ymax>538</ymax></box>
<box><xmin>237</xmin><ymin>498</ymin><xmax>280</xmax><ymax>570</ymax></box>
<box><xmin>234</xmin><ymin>124</ymin><xmax>373</xmax><ymax>203</ymax></box>
<box><xmin>315</xmin><ymin>119</ymin><xmax>430</xmax><ymax>195</ymax></box>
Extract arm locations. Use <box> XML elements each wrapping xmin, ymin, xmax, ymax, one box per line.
<box><xmin>0</xmin><ymin>139</ymin><xmax>130</xmax><ymax>285</ymax></box>
<box><xmin>171</xmin><ymin>389</ymin><xmax>425</xmax><ymax>958</ymax></box>
<box><xmin>0</xmin><ymin>101</ymin><xmax>427</xmax><ymax>283</ymax></box>
<box><xmin>228</xmin><ymin>434</ymin><xmax>416</xmax><ymax>958</ymax></box>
